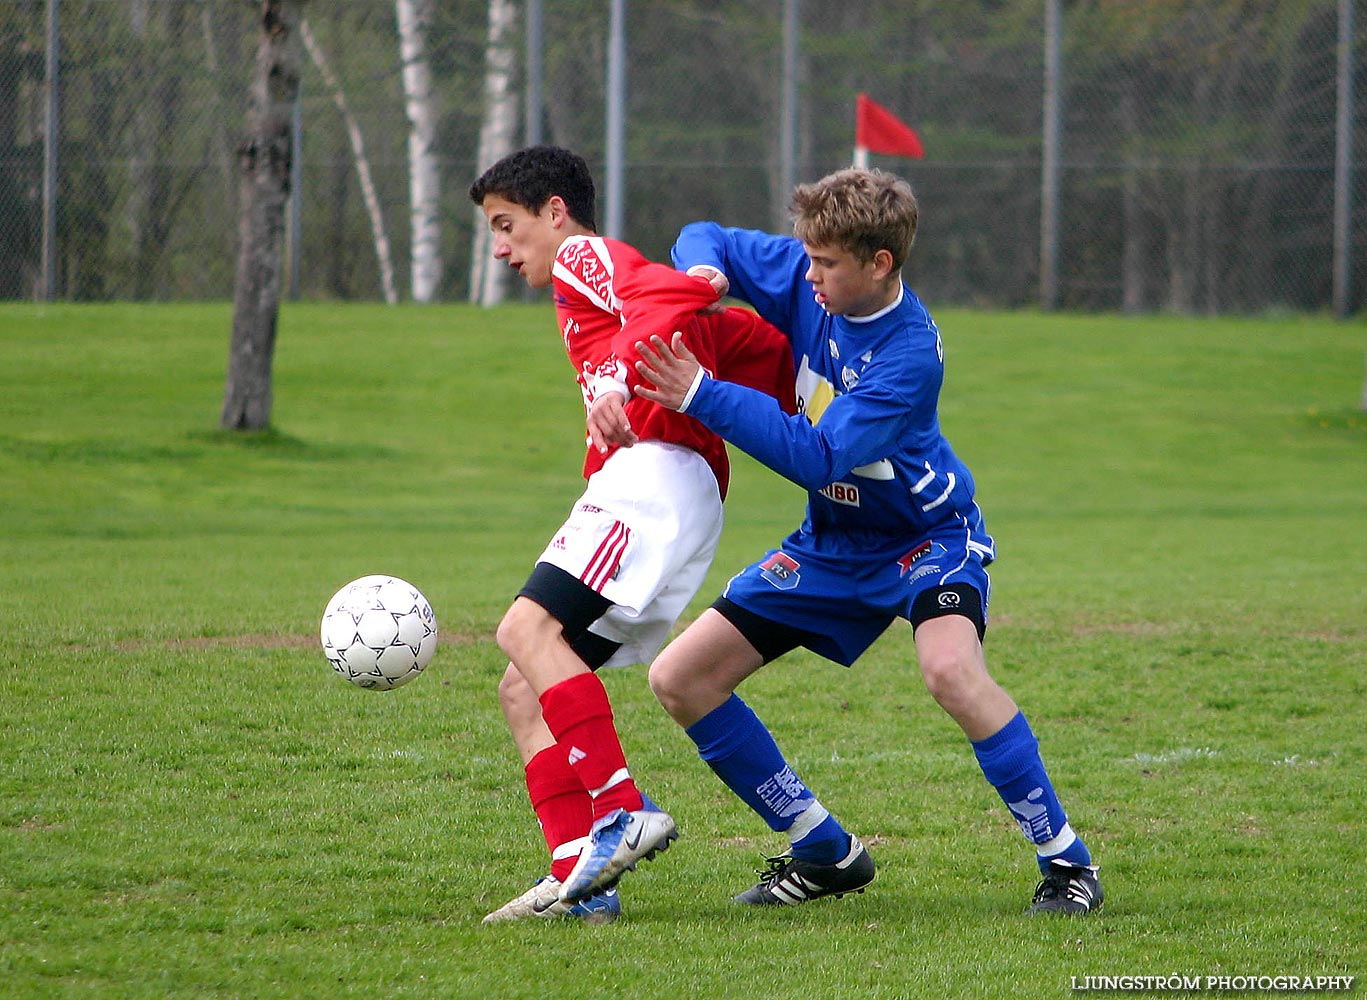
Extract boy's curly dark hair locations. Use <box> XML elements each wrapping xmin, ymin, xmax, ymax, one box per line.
<box><xmin>468</xmin><ymin>145</ymin><xmax>597</xmax><ymax>232</ymax></box>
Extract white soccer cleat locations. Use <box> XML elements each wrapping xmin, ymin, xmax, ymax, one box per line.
<box><xmin>558</xmin><ymin>807</ymin><xmax>678</xmax><ymax>903</ymax></box>
<box><xmin>482</xmin><ymin>875</ymin><xmax>620</xmax><ymax>925</ymax></box>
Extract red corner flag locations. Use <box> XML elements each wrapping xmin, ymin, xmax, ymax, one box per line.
<box><xmin>855</xmin><ymin>93</ymin><xmax>924</xmax><ymax>161</ymax></box>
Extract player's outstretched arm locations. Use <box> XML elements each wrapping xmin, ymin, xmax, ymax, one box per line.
<box><xmin>637</xmin><ymin>329</ymin><xmax>916</xmax><ymax>492</ymax></box>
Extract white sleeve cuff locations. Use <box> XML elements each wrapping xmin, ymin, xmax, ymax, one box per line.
<box><xmin>678</xmin><ymin>367</ymin><xmax>707</xmax><ymax>413</ymax></box>
<box><xmin>593</xmin><ymin>377</ymin><xmax>630</xmax><ymax>403</ymax></box>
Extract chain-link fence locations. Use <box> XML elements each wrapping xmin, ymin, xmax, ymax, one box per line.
<box><xmin>2</xmin><ymin>0</ymin><xmax>1364</xmax><ymax>312</ymax></box>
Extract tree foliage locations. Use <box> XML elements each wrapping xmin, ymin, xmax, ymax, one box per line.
<box><xmin>0</xmin><ymin>0</ymin><xmax>1360</xmax><ymax>313</ymax></box>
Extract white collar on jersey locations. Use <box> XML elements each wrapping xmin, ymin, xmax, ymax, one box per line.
<box><xmin>842</xmin><ymin>283</ymin><xmax>905</xmax><ymax>324</ymax></box>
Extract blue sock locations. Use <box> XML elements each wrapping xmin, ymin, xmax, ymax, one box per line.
<box><xmin>686</xmin><ymin>694</ymin><xmax>849</xmax><ymax>864</ymax></box>
<box><xmin>972</xmin><ymin>711</ymin><xmax>1092</xmax><ymax>874</ymax></box>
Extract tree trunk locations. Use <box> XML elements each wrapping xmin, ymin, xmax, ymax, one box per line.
<box><xmin>469</xmin><ymin>0</ymin><xmax>519</xmax><ymax>306</ymax></box>
<box><xmin>300</xmin><ymin>18</ymin><xmax>398</xmax><ymax>304</ymax></box>
<box><xmin>397</xmin><ymin>0</ymin><xmax>441</xmax><ymax>303</ymax></box>
<box><xmin>221</xmin><ymin>0</ymin><xmax>305</xmax><ymax>432</ymax></box>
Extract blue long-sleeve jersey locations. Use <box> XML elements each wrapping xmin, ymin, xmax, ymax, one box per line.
<box><xmin>671</xmin><ymin>222</ymin><xmax>992</xmax><ymax>557</ymax></box>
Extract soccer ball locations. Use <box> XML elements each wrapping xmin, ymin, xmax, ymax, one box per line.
<box><xmin>320</xmin><ymin>575</ymin><xmax>438</xmax><ymax>690</ymax></box>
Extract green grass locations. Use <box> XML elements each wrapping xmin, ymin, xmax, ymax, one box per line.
<box><xmin>1</xmin><ymin>302</ymin><xmax>1365</xmax><ymax>999</ymax></box>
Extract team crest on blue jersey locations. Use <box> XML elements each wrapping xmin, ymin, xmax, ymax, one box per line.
<box><xmin>759</xmin><ymin>552</ymin><xmax>801</xmax><ymax>590</ymax></box>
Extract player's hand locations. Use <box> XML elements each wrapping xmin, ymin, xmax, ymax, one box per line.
<box><xmin>633</xmin><ymin>332</ymin><xmax>702</xmax><ymax>411</ymax></box>
<box><xmin>688</xmin><ymin>266</ymin><xmax>729</xmax><ymax>314</ymax></box>
<box><xmin>588</xmin><ymin>391</ymin><xmax>637</xmax><ymax>453</ymax></box>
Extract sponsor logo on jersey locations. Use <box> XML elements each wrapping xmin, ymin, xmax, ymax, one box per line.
<box><xmin>759</xmin><ymin>551</ymin><xmax>801</xmax><ymax>590</ymax></box>
<box><xmin>819</xmin><ymin>481</ymin><xmax>861</xmax><ymax>507</ymax></box>
<box><xmin>577</xmin><ymin>503</ymin><xmax>604</xmax><ymax>515</ymax></box>
<box><xmin>841</xmin><ymin>365</ymin><xmax>860</xmax><ymax>391</ymax></box>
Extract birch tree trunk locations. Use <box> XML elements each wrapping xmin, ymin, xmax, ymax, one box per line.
<box><xmin>300</xmin><ymin>19</ymin><xmax>398</xmax><ymax>305</ymax></box>
<box><xmin>469</xmin><ymin>0</ymin><xmax>519</xmax><ymax>306</ymax></box>
<box><xmin>221</xmin><ymin>0</ymin><xmax>305</xmax><ymax>431</ymax></box>
<box><xmin>397</xmin><ymin>0</ymin><xmax>441</xmax><ymax>302</ymax></box>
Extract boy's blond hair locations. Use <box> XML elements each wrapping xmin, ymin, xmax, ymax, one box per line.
<box><xmin>791</xmin><ymin>168</ymin><xmax>919</xmax><ymax>271</ymax></box>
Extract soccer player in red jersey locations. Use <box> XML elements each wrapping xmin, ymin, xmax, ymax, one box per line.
<box><xmin>468</xmin><ymin>146</ymin><xmax>795</xmax><ymax>923</ymax></box>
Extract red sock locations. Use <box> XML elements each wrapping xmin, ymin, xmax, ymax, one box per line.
<box><xmin>525</xmin><ymin>746</ymin><xmax>593</xmax><ymax>882</ymax></box>
<box><xmin>539</xmin><ymin>672</ymin><xmax>644</xmax><ymax>819</ymax></box>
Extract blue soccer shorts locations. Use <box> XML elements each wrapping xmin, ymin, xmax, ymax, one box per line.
<box><xmin>716</xmin><ymin>517</ymin><xmax>994</xmax><ymax>667</ymax></box>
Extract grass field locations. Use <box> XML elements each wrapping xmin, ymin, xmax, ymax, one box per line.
<box><xmin>1</xmin><ymin>302</ymin><xmax>1364</xmax><ymax>999</ymax></box>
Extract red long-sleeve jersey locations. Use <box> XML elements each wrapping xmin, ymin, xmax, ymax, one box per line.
<box><xmin>552</xmin><ymin>234</ymin><xmax>795</xmax><ymax>499</ymax></box>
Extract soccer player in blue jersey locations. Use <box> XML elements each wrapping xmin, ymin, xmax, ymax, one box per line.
<box><xmin>627</xmin><ymin>167</ymin><xmax>1103</xmax><ymax>915</ymax></box>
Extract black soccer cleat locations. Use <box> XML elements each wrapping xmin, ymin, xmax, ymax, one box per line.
<box><xmin>1028</xmin><ymin>859</ymin><xmax>1104</xmax><ymax>915</ymax></box>
<box><xmin>734</xmin><ymin>834</ymin><xmax>876</xmax><ymax>905</ymax></box>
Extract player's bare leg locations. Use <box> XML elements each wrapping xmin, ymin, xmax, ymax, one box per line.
<box><xmin>912</xmin><ymin>615</ymin><xmax>1018</xmax><ymax>741</ymax></box>
<box><xmin>496</xmin><ymin>596</ymin><xmax>597</xmax><ymax>697</ymax></box>
<box><xmin>915</xmin><ymin>615</ymin><xmax>1102</xmax><ymax>915</ymax></box>
<box><xmin>497</xmin><ymin>662</ymin><xmax>556</xmax><ymax>764</ymax></box>
<box><xmin>650</xmin><ymin>610</ymin><xmax>874</xmax><ymax>906</ymax></box>
<box><xmin>647</xmin><ymin>608</ymin><xmax>766</xmax><ymax>727</ymax></box>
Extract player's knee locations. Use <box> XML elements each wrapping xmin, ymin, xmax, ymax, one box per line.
<box><xmin>646</xmin><ymin>657</ymin><xmax>677</xmax><ymax>704</ymax></box>
<box><xmin>494</xmin><ymin>610</ymin><xmax>520</xmax><ymax>662</ymax></box>
<box><xmin>495</xmin><ymin>597</ymin><xmax>551</xmax><ymax>663</ymax></box>
<box><xmin>497</xmin><ymin>663</ymin><xmax>533</xmax><ymax>718</ymax></box>
<box><xmin>647</xmin><ymin>657</ymin><xmax>689</xmax><ymax>719</ymax></box>
<box><xmin>914</xmin><ymin>613</ymin><xmax>992</xmax><ymax>709</ymax></box>
<box><xmin>918</xmin><ymin>643</ymin><xmax>980</xmax><ymax>710</ymax></box>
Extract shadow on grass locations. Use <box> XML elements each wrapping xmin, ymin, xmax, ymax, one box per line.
<box><xmin>4</xmin><ymin>427</ymin><xmax>394</xmax><ymax>464</ymax></box>
<box><xmin>188</xmin><ymin>427</ymin><xmax>395</xmax><ymax>461</ymax></box>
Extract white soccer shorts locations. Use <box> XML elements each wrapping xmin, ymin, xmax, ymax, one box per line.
<box><xmin>534</xmin><ymin>441</ymin><xmax>723</xmax><ymax>669</ymax></box>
